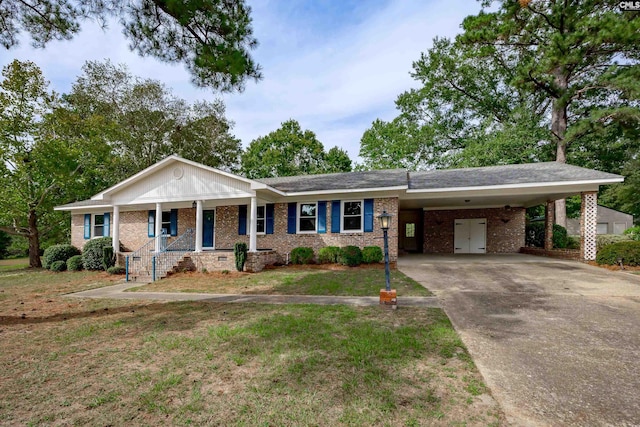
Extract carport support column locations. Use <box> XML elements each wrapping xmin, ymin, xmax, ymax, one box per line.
<box><xmin>112</xmin><ymin>205</ymin><xmax>120</xmax><ymax>253</ymax></box>
<box><xmin>249</xmin><ymin>196</ymin><xmax>257</xmax><ymax>252</ymax></box>
<box><xmin>580</xmin><ymin>192</ymin><xmax>598</xmax><ymax>261</ymax></box>
<box><xmin>155</xmin><ymin>203</ymin><xmax>162</xmax><ymax>252</ymax></box>
<box><xmin>544</xmin><ymin>200</ymin><xmax>555</xmax><ymax>251</ymax></box>
<box><xmin>195</xmin><ymin>200</ymin><xmax>203</xmax><ymax>253</ymax></box>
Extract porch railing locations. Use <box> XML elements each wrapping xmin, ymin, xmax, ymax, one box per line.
<box><xmin>125</xmin><ymin>229</ymin><xmax>196</xmax><ymax>282</ymax></box>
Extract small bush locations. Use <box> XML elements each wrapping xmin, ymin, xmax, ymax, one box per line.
<box><xmin>318</xmin><ymin>246</ymin><xmax>340</xmax><ymax>264</ymax></box>
<box><xmin>362</xmin><ymin>246</ymin><xmax>383</xmax><ymax>264</ymax></box>
<box><xmin>50</xmin><ymin>260</ymin><xmax>67</xmax><ymax>272</ymax></box>
<box><xmin>596</xmin><ymin>234</ymin><xmax>631</xmax><ymax>252</ymax></box>
<box><xmin>67</xmin><ymin>255</ymin><xmax>83</xmax><ymax>271</ymax></box>
<box><xmin>525</xmin><ymin>222</ymin><xmax>545</xmax><ymax>247</ymax></box>
<box><xmin>566</xmin><ymin>236</ymin><xmax>580</xmax><ymax>250</ymax></box>
<box><xmin>106</xmin><ymin>265</ymin><xmax>126</xmax><ymax>275</ymax></box>
<box><xmin>291</xmin><ymin>247</ymin><xmax>314</xmax><ymax>264</ymax></box>
<box><xmin>82</xmin><ymin>237</ymin><xmax>113</xmax><ymax>270</ymax></box>
<box><xmin>552</xmin><ymin>224</ymin><xmax>568</xmax><ymax>249</ymax></box>
<box><xmin>103</xmin><ymin>246</ymin><xmax>116</xmax><ymax>270</ymax></box>
<box><xmin>234</xmin><ymin>242</ymin><xmax>247</xmax><ymax>272</ymax></box>
<box><xmin>623</xmin><ymin>226</ymin><xmax>640</xmax><ymax>241</ymax></box>
<box><xmin>42</xmin><ymin>244</ymin><xmax>81</xmax><ymax>269</ymax></box>
<box><xmin>339</xmin><ymin>245</ymin><xmax>362</xmax><ymax>267</ymax></box>
<box><xmin>596</xmin><ymin>241</ymin><xmax>640</xmax><ymax>266</ymax></box>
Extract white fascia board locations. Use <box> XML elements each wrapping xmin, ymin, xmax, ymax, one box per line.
<box><xmin>423</xmin><ymin>204</ymin><xmax>524</xmax><ymax>211</ymax></box>
<box><xmin>92</xmin><ymin>155</ymin><xmax>266</xmax><ymax>200</ymax></box>
<box><xmin>405</xmin><ymin>178</ymin><xmax>623</xmax><ymax>196</ymax></box>
<box><xmin>284</xmin><ymin>185</ymin><xmax>408</xmax><ymax>197</ymax></box>
<box><xmin>54</xmin><ymin>204</ymin><xmax>112</xmax><ymax>211</ymax></box>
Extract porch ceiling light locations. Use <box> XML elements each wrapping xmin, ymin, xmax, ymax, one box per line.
<box><xmin>378</xmin><ymin>210</ymin><xmax>391</xmax><ymax>231</ymax></box>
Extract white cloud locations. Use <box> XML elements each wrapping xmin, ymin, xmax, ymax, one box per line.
<box><xmin>0</xmin><ymin>0</ymin><xmax>481</xmax><ymax>161</ymax></box>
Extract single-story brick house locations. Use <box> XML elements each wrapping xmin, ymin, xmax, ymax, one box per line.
<box><xmin>55</xmin><ymin>155</ymin><xmax>623</xmax><ymax>279</ymax></box>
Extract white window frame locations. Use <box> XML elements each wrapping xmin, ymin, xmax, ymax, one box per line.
<box><xmin>297</xmin><ymin>202</ymin><xmax>318</xmax><ymax>234</ymax></box>
<box><xmin>341</xmin><ymin>199</ymin><xmax>364</xmax><ymax>233</ymax></box>
<box><xmin>161</xmin><ymin>211</ymin><xmax>171</xmax><ymax>235</ymax></box>
<box><xmin>256</xmin><ymin>205</ymin><xmax>266</xmax><ymax>235</ymax></box>
<box><xmin>93</xmin><ymin>214</ymin><xmax>105</xmax><ymax>238</ymax></box>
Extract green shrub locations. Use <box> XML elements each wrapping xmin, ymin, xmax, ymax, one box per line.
<box><xmin>552</xmin><ymin>224</ymin><xmax>568</xmax><ymax>249</ymax></box>
<box><xmin>291</xmin><ymin>247</ymin><xmax>314</xmax><ymax>264</ymax></box>
<box><xmin>42</xmin><ymin>244</ymin><xmax>81</xmax><ymax>269</ymax></box>
<box><xmin>525</xmin><ymin>222</ymin><xmax>545</xmax><ymax>247</ymax></box>
<box><xmin>623</xmin><ymin>226</ymin><xmax>640</xmax><ymax>241</ymax></box>
<box><xmin>50</xmin><ymin>260</ymin><xmax>67</xmax><ymax>272</ymax></box>
<box><xmin>596</xmin><ymin>234</ymin><xmax>631</xmax><ymax>252</ymax></box>
<box><xmin>318</xmin><ymin>246</ymin><xmax>340</xmax><ymax>264</ymax></box>
<box><xmin>66</xmin><ymin>255</ymin><xmax>83</xmax><ymax>271</ymax></box>
<box><xmin>566</xmin><ymin>235</ymin><xmax>580</xmax><ymax>250</ymax></box>
<box><xmin>234</xmin><ymin>242</ymin><xmax>247</xmax><ymax>272</ymax></box>
<box><xmin>339</xmin><ymin>245</ymin><xmax>362</xmax><ymax>267</ymax></box>
<box><xmin>82</xmin><ymin>237</ymin><xmax>113</xmax><ymax>270</ymax></box>
<box><xmin>106</xmin><ymin>265</ymin><xmax>126</xmax><ymax>275</ymax></box>
<box><xmin>103</xmin><ymin>246</ymin><xmax>115</xmax><ymax>270</ymax></box>
<box><xmin>596</xmin><ymin>241</ymin><xmax>640</xmax><ymax>266</ymax></box>
<box><xmin>362</xmin><ymin>246</ymin><xmax>383</xmax><ymax>264</ymax></box>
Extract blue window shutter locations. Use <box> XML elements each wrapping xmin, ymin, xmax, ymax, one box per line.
<box><xmin>317</xmin><ymin>201</ymin><xmax>327</xmax><ymax>234</ymax></box>
<box><xmin>170</xmin><ymin>209</ymin><xmax>178</xmax><ymax>236</ymax></box>
<box><xmin>287</xmin><ymin>203</ymin><xmax>297</xmax><ymax>234</ymax></box>
<box><xmin>103</xmin><ymin>212</ymin><xmax>110</xmax><ymax>237</ymax></box>
<box><xmin>148</xmin><ymin>210</ymin><xmax>155</xmax><ymax>237</ymax></box>
<box><xmin>84</xmin><ymin>214</ymin><xmax>91</xmax><ymax>239</ymax></box>
<box><xmin>266</xmin><ymin>204</ymin><xmax>275</xmax><ymax>234</ymax></box>
<box><xmin>238</xmin><ymin>205</ymin><xmax>247</xmax><ymax>235</ymax></box>
<box><xmin>331</xmin><ymin>201</ymin><xmax>341</xmax><ymax>233</ymax></box>
<box><xmin>364</xmin><ymin>199</ymin><xmax>374</xmax><ymax>232</ymax></box>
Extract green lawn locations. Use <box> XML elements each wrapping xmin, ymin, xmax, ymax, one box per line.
<box><xmin>0</xmin><ymin>257</ymin><xmax>29</xmax><ymax>272</ymax></box>
<box><xmin>0</xmin><ymin>269</ymin><xmax>502</xmax><ymax>426</ymax></box>
<box><xmin>130</xmin><ymin>266</ymin><xmax>433</xmax><ymax>296</ymax></box>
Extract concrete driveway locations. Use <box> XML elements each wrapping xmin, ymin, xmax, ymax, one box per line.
<box><xmin>398</xmin><ymin>254</ymin><xmax>640</xmax><ymax>427</ymax></box>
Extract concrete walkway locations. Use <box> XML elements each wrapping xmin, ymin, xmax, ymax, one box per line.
<box><xmin>68</xmin><ymin>281</ymin><xmax>440</xmax><ymax>307</ymax></box>
<box><xmin>398</xmin><ymin>254</ymin><xmax>640</xmax><ymax>427</ymax></box>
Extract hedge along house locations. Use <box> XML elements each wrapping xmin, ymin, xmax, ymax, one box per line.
<box><xmin>55</xmin><ymin>156</ymin><xmax>622</xmax><ymax>280</ymax></box>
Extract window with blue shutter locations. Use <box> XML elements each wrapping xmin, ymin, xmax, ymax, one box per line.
<box><xmin>84</xmin><ymin>214</ymin><xmax>91</xmax><ymax>239</ymax></box>
<box><xmin>170</xmin><ymin>209</ymin><xmax>178</xmax><ymax>236</ymax></box>
<box><xmin>148</xmin><ymin>210</ymin><xmax>155</xmax><ymax>237</ymax></box>
<box><xmin>317</xmin><ymin>201</ymin><xmax>327</xmax><ymax>233</ymax></box>
<box><xmin>363</xmin><ymin>199</ymin><xmax>374</xmax><ymax>232</ymax></box>
<box><xmin>331</xmin><ymin>201</ymin><xmax>341</xmax><ymax>233</ymax></box>
<box><xmin>238</xmin><ymin>205</ymin><xmax>247</xmax><ymax>235</ymax></box>
<box><xmin>103</xmin><ymin>212</ymin><xmax>110</xmax><ymax>237</ymax></box>
<box><xmin>287</xmin><ymin>203</ymin><xmax>297</xmax><ymax>234</ymax></box>
<box><xmin>266</xmin><ymin>204</ymin><xmax>275</xmax><ymax>234</ymax></box>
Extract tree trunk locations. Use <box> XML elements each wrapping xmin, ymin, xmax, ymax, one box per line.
<box><xmin>28</xmin><ymin>209</ymin><xmax>42</xmax><ymax>268</ymax></box>
<box><xmin>552</xmin><ymin>68</ymin><xmax>568</xmax><ymax>228</ymax></box>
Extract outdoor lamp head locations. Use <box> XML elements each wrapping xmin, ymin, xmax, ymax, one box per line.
<box><xmin>378</xmin><ymin>210</ymin><xmax>391</xmax><ymax>230</ymax></box>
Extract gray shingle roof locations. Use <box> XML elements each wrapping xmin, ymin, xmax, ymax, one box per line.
<box><xmin>257</xmin><ymin>169</ymin><xmax>408</xmax><ymax>192</ymax></box>
<box><xmin>55</xmin><ymin>199</ymin><xmax>111</xmax><ymax>209</ymax></box>
<box><xmin>408</xmin><ymin>162</ymin><xmax>621</xmax><ymax>190</ymax></box>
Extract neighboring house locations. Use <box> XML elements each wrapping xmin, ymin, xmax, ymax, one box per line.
<box><xmin>55</xmin><ymin>156</ymin><xmax>623</xmax><ymax>279</ymax></box>
<box><xmin>566</xmin><ymin>205</ymin><xmax>634</xmax><ymax>235</ymax></box>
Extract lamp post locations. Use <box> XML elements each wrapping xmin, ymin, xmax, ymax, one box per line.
<box><xmin>378</xmin><ymin>210</ymin><xmax>392</xmax><ymax>292</ymax></box>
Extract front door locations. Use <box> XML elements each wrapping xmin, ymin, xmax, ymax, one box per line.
<box><xmin>202</xmin><ymin>210</ymin><xmax>215</xmax><ymax>248</ymax></box>
<box><xmin>399</xmin><ymin>210</ymin><xmax>423</xmax><ymax>252</ymax></box>
<box><xmin>454</xmin><ymin>218</ymin><xmax>486</xmax><ymax>254</ymax></box>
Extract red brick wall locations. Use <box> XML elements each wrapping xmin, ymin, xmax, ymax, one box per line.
<box><xmin>423</xmin><ymin>207</ymin><xmax>525</xmax><ymax>253</ymax></box>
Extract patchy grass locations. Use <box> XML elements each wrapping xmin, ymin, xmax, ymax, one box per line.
<box><xmin>131</xmin><ymin>266</ymin><xmax>433</xmax><ymax>296</ymax></box>
<box><xmin>0</xmin><ymin>257</ymin><xmax>29</xmax><ymax>272</ymax></box>
<box><xmin>0</xmin><ymin>269</ymin><xmax>502</xmax><ymax>426</ymax></box>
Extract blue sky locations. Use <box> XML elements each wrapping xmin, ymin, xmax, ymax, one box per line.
<box><xmin>0</xmin><ymin>0</ymin><xmax>482</xmax><ymax>162</ymax></box>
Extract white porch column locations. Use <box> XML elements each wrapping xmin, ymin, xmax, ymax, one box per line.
<box><xmin>580</xmin><ymin>191</ymin><xmax>598</xmax><ymax>261</ymax></box>
<box><xmin>155</xmin><ymin>202</ymin><xmax>162</xmax><ymax>252</ymax></box>
<box><xmin>112</xmin><ymin>205</ymin><xmax>120</xmax><ymax>253</ymax></box>
<box><xmin>195</xmin><ymin>200</ymin><xmax>203</xmax><ymax>252</ymax></box>
<box><xmin>249</xmin><ymin>196</ymin><xmax>257</xmax><ymax>252</ymax></box>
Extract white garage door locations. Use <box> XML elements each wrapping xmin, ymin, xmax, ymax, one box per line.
<box><xmin>454</xmin><ymin>219</ymin><xmax>486</xmax><ymax>254</ymax></box>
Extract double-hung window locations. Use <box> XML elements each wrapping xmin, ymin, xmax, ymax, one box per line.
<box><xmin>298</xmin><ymin>202</ymin><xmax>317</xmax><ymax>233</ymax></box>
<box><xmin>94</xmin><ymin>214</ymin><xmax>105</xmax><ymax>237</ymax></box>
<box><xmin>161</xmin><ymin>211</ymin><xmax>171</xmax><ymax>235</ymax></box>
<box><xmin>342</xmin><ymin>200</ymin><xmax>363</xmax><ymax>232</ymax></box>
<box><xmin>257</xmin><ymin>206</ymin><xmax>266</xmax><ymax>234</ymax></box>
